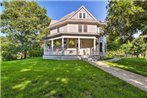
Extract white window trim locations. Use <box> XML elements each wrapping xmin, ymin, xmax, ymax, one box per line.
<box><xmin>83</xmin><ymin>12</ymin><xmax>86</xmax><ymax>19</ymax></box>
<box><xmin>79</xmin><ymin>13</ymin><xmax>82</xmax><ymax>19</ymax></box>
<box><xmin>78</xmin><ymin>24</ymin><xmax>88</xmax><ymax>32</ymax></box>
<box><xmin>97</xmin><ymin>27</ymin><xmax>100</xmax><ymax>33</ymax></box>
<box><xmin>79</xmin><ymin>12</ymin><xmax>86</xmax><ymax>19</ymax></box>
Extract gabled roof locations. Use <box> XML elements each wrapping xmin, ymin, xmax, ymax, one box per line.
<box><xmin>50</xmin><ymin>20</ymin><xmax>58</xmax><ymax>25</ymax></box>
<box><xmin>60</xmin><ymin>11</ymin><xmax>75</xmax><ymax>21</ymax></box>
<box><xmin>68</xmin><ymin>5</ymin><xmax>97</xmax><ymax>20</ymax></box>
<box><xmin>49</xmin><ymin>5</ymin><xmax>104</xmax><ymax>28</ymax></box>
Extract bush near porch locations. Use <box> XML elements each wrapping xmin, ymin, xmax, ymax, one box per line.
<box><xmin>2</xmin><ymin>58</ymin><xmax>147</xmax><ymax>98</ymax></box>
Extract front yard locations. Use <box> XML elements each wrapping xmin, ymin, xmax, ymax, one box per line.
<box><xmin>2</xmin><ymin>58</ymin><xmax>147</xmax><ymax>98</ymax></box>
<box><xmin>106</xmin><ymin>58</ymin><xmax>147</xmax><ymax>77</ymax></box>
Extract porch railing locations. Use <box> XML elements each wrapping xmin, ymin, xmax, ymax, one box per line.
<box><xmin>44</xmin><ymin>50</ymin><xmax>77</xmax><ymax>55</ymax></box>
<box><xmin>44</xmin><ymin>47</ymin><xmax>99</xmax><ymax>55</ymax></box>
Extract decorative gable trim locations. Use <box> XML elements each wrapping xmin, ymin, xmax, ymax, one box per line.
<box><xmin>68</xmin><ymin>5</ymin><xmax>97</xmax><ymax>20</ymax></box>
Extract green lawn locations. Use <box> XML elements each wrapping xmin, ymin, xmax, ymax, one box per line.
<box><xmin>2</xmin><ymin>58</ymin><xmax>147</xmax><ymax>98</ymax></box>
<box><xmin>106</xmin><ymin>58</ymin><xmax>147</xmax><ymax>77</ymax></box>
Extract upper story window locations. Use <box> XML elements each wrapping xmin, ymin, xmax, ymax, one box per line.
<box><xmin>57</xmin><ymin>27</ymin><xmax>59</xmax><ymax>32</ymax></box>
<box><xmin>79</xmin><ymin>13</ymin><xmax>82</xmax><ymax>19</ymax></box>
<box><xmin>97</xmin><ymin>27</ymin><xmax>100</xmax><ymax>33</ymax></box>
<box><xmin>78</xmin><ymin>24</ymin><xmax>88</xmax><ymax>32</ymax></box>
<box><xmin>79</xmin><ymin>13</ymin><xmax>86</xmax><ymax>19</ymax></box>
<box><xmin>84</xmin><ymin>25</ymin><xmax>87</xmax><ymax>32</ymax></box>
<box><xmin>83</xmin><ymin>13</ymin><xmax>86</xmax><ymax>18</ymax></box>
<box><xmin>78</xmin><ymin>24</ymin><xmax>82</xmax><ymax>32</ymax></box>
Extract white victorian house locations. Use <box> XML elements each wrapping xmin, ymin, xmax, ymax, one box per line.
<box><xmin>43</xmin><ymin>6</ymin><xmax>106</xmax><ymax>60</ymax></box>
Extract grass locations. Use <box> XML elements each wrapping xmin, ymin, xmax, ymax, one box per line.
<box><xmin>2</xmin><ymin>57</ymin><xmax>147</xmax><ymax>98</ymax></box>
<box><xmin>106</xmin><ymin>58</ymin><xmax>147</xmax><ymax>77</ymax></box>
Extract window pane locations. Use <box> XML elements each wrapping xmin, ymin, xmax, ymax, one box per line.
<box><xmin>100</xmin><ymin>42</ymin><xmax>103</xmax><ymax>52</ymax></box>
<box><xmin>79</xmin><ymin>13</ymin><xmax>82</xmax><ymax>19</ymax></box>
<box><xmin>78</xmin><ymin>24</ymin><xmax>82</xmax><ymax>32</ymax></box>
<box><xmin>83</xmin><ymin>13</ymin><xmax>85</xmax><ymax>18</ymax></box>
<box><xmin>57</xmin><ymin>27</ymin><xmax>59</xmax><ymax>32</ymax></box>
<box><xmin>84</xmin><ymin>25</ymin><xmax>87</xmax><ymax>32</ymax></box>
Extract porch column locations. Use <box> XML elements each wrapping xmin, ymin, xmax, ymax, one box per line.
<box><xmin>62</xmin><ymin>38</ymin><xmax>64</xmax><ymax>55</ymax></box>
<box><xmin>78</xmin><ymin>38</ymin><xmax>80</xmax><ymax>55</ymax></box>
<box><xmin>93</xmin><ymin>38</ymin><xmax>96</xmax><ymax>55</ymax></box>
<box><xmin>51</xmin><ymin>40</ymin><xmax>54</xmax><ymax>51</ymax></box>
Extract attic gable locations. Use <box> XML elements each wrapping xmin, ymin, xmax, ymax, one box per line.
<box><xmin>69</xmin><ymin>5</ymin><xmax>97</xmax><ymax>20</ymax></box>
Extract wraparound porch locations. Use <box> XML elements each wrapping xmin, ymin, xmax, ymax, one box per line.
<box><xmin>43</xmin><ymin>35</ymin><xmax>99</xmax><ymax>56</ymax></box>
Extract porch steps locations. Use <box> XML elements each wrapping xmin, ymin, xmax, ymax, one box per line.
<box><xmin>81</xmin><ymin>55</ymin><xmax>100</xmax><ymax>61</ymax></box>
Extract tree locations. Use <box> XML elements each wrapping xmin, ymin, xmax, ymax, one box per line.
<box><xmin>106</xmin><ymin>35</ymin><xmax>123</xmax><ymax>51</ymax></box>
<box><xmin>105</xmin><ymin>0</ymin><xmax>146</xmax><ymax>42</ymax></box>
<box><xmin>134</xmin><ymin>1</ymin><xmax>147</xmax><ymax>35</ymax></box>
<box><xmin>121</xmin><ymin>41</ymin><xmax>132</xmax><ymax>55</ymax></box>
<box><xmin>1</xmin><ymin>1</ymin><xmax>51</xmax><ymax>59</ymax></box>
<box><xmin>1</xmin><ymin>37</ymin><xmax>20</xmax><ymax>60</ymax></box>
<box><xmin>130</xmin><ymin>36</ymin><xmax>147</xmax><ymax>57</ymax></box>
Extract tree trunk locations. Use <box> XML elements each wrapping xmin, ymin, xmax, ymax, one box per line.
<box><xmin>29</xmin><ymin>46</ymin><xmax>32</xmax><ymax>58</ymax></box>
<box><xmin>143</xmin><ymin>53</ymin><xmax>146</xmax><ymax>58</ymax></box>
<box><xmin>24</xmin><ymin>49</ymin><xmax>27</xmax><ymax>59</ymax></box>
<box><xmin>136</xmin><ymin>54</ymin><xmax>139</xmax><ymax>58</ymax></box>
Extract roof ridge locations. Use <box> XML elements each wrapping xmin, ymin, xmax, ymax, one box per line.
<box><xmin>60</xmin><ymin>11</ymin><xmax>75</xmax><ymax>21</ymax></box>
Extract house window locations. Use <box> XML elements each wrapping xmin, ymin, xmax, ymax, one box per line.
<box><xmin>100</xmin><ymin>42</ymin><xmax>103</xmax><ymax>52</ymax></box>
<box><xmin>57</xmin><ymin>27</ymin><xmax>59</xmax><ymax>32</ymax></box>
<box><xmin>83</xmin><ymin>13</ymin><xmax>86</xmax><ymax>18</ymax></box>
<box><xmin>78</xmin><ymin>24</ymin><xmax>82</xmax><ymax>32</ymax></box>
<box><xmin>84</xmin><ymin>25</ymin><xmax>87</xmax><ymax>32</ymax></box>
<box><xmin>79</xmin><ymin>13</ymin><xmax>82</xmax><ymax>19</ymax></box>
<box><xmin>105</xmin><ymin>44</ymin><xmax>106</xmax><ymax>52</ymax></box>
<box><xmin>97</xmin><ymin>27</ymin><xmax>100</xmax><ymax>33</ymax></box>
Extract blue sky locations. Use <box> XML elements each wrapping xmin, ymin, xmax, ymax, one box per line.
<box><xmin>37</xmin><ymin>1</ymin><xmax>108</xmax><ymax>22</ymax></box>
<box><xmin>0</xmin><ymin>1</ymin><xmax>108</xmax><ymax>21</ymax></box>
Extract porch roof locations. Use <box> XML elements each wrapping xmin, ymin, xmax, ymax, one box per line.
<box><xmin>43</xmin><ymin>32</ymin><xmax>99</xmax><ymax>40</ymax></box>
<box><xmin>49</xmin><ymin>19</ymin><xmax>106</xmax><ymax>30</ymax></box>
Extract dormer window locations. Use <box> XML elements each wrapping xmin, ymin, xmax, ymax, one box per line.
<box><xmin>83</xmin><ymin>13</ymin><xmax>86</xmax><ymax>18</ymax></box>
<box><xmin>79</xmin><ymin>13</ymin><xmax>82</xmax><ymax>19</ymax></box>
<box><xmin>79</xmin><ymin>13</ymin><xmax>86</xmax><ymax>19</ymax></box>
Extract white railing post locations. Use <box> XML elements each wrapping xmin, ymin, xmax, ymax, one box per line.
<box><xmin>93</xmin><ymin>38</ymin><xmax>96</xmax><ymax>55</ymax></box>
<box><xmin>78</xmin><ymin>38</ymin><xmax>80</xmax><ymax>55</ymax></box>
<box><xmin>51</xmin><ymin>40</ymin><xmax>54</xmax><ymax>52</ymax></box>
<box><xmin>62</xmin><ymin>38</ymin><xmax>64</xmax><ymax>55</ymax></box>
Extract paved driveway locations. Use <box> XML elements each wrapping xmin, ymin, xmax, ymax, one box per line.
<box><xmin>89</xmin><ymin>61</ymin><xmax>147</xmax><ymax>92</ymax></box>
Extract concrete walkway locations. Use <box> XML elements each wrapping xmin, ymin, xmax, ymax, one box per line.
<box><xmin>106</xmin><ymin>58</ymin><xmax>121</xmax><ymax>62</ymax></box>
<box><xmin>89</xmin><ymin>60</ymin><xmax>147</xmax><ymax>92</ymax></box>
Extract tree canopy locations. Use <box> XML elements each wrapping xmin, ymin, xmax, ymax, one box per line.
<box><xmin>105</xmin><ymin>0</ymin><xmax>147</xmax><ymax>42</ymax></box>
<box><xmin>130</xmin><ymin>36</ymin><xmax>147</xmax><ymax>57</ymax></box>
<box><xmin>1</xmin><ymin>1</ymin><xmax>51</xmax><ymax>59</ymax></box>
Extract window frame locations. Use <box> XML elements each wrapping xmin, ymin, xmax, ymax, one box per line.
<box><xmin>83</xmin><ymin>13</ymin><xmax>86</xmax><ymax>19</ymax></box>
<box><xmin>57</xmin><ymin>27</ymin><xmax>59</xmax><ymax>32</ymax></box>
<box><xmin>100</xmin><ymin>42</ymin><xmax>103</xmax><ymax>52</ymax></box>
<box><xmin>79</xmin><ymin>13</ymin><xmax>82</xmax><ymax>19</ymax></box>
<box><xmin>78</xmin><ymin>24</ymin><xmax>82</xmax><ymax>32</ymax></box>
<box><xmin>84</xmin><ymin>24</ymin><xmax>87</xmax><ymax>32</ymax></box>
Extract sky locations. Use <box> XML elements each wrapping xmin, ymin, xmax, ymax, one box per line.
<box><xmin>37</xmin><ymin>1</ymin><xmax>108</xmax><ymax>22</ymax></box>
